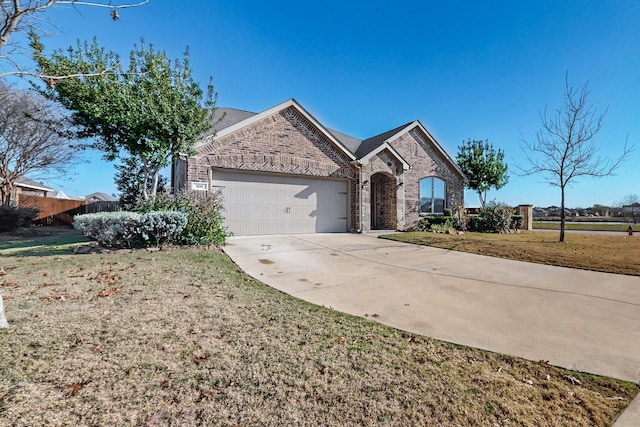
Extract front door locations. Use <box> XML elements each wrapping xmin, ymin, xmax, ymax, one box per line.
<box><xmin>370</xmin><ymin>172</ymin><xmax>396</xmax><ymax>230</ymax></box>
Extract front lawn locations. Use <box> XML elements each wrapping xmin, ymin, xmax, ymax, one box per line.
<box><xmin>382</xmin><ymin>231</ymin><xmax>640</xmax><ymax>276</ymax></box>
<box><xmin>0</xmin><ymin>231</ymin><xmax>637</xmax><ymax>425</ymax></box>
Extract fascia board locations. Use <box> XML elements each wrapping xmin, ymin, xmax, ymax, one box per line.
<box><xmin>16</xmin><ymin>182</ymin><xmax>54</xmax><ymax>192</ymax></box>
<box><xmin>359</xmin><ymin>142</ymin><xmax>410</xmax><ymax>170</ymax></box>
<box><xmin>290</xmin><ymin>99</ymin><xmax>357</xmax><ymax>160</ymax></box>
<box><xmin>8</xmin><ymin>177</ymin><xmax>54</xmax><ymax>192</ymax></box>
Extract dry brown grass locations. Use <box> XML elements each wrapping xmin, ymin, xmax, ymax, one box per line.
<box><xmin>0</xmin><ymin>231</ymin><xmax>637</xmax><ymax>426</ymax></box>
<box><xmin>382</xmin><ymin>231</ymin><xmax>640</xmax><ymax>276</ymax></box>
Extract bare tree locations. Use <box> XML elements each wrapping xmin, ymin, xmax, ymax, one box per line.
<box><xmin>0</xmin><ymin>81</ymin><xmax>76</xmax><ymax>205</ymax></box>
<box><xmin>1</xmin><ymin>0</ymin><xmax>148</xmax><ymax>78</ymax></box>
<box><xmin>519</xmin><ymin>76</ymin><xmax>633</xmax><ymax>242</ymax></box>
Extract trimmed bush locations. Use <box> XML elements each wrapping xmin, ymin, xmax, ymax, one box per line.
<box><xmin>467</xmin><ymin>216</ymin><xmax>488</xmax><ymax>232</ymax></box>
<box><xmin>511</xmin><ymin>215</ymin><xmax>524</xmax><ymax>230</ymax></box>
<box><xmin>415</xmin><ymin>216</ymin><xmax>457</xmax><ymax>232</ymax></box>
<box><xmin>469</xmin><ymin>202</ymin><xmax>515</xmax><ymax>233</ymax></box>
<box><xmin>135</xmin><ymin>191</ymin><xmax>228</xmax><ymax>245</ymax></box>
<box><xmin>0</xmin><ymin>206</ymin><xmax>39</xmax><ymax>232</ymax></box>
<box><xmin>74</xmin><ymin>211</ymin><xmax>187</xmax><ymax>248</ymax></box>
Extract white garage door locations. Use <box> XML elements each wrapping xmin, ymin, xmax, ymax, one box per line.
<box><xmin>212</xmin><ymin>170</ymin><xmax>348</xmax><ymax>235</ymax></box>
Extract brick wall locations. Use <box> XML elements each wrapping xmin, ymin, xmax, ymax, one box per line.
<box><xmin>187</xmin><ymin>107</ymin><xmax>360</xmax><ymax>230</ymax></box>
<box><xmin>184</xmin><ymin>106</ymin><xmax>463</xmax><ymax>233</ymax></box>
<box><xmin>359</xmin><ymin>149</ymin><xmax>405</xmax><ymax>231</ymax></box>
<box><xmin>390</xmin><ymin>128</ymin><xmax>465</xmax><ymax>229</ymax></box>
<box><xmin>193</xmin><ymin>107</ymin><xmax>355</xmax><ymax>179</ymax></box>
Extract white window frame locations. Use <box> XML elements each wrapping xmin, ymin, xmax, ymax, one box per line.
<box><xmin>419</xmin><ymin>177</ymin><xmax>446</xmax><ymax>215</ymax></box>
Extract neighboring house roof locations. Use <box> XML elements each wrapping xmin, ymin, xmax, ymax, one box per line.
<box><xmin>51</xmin><ymin>190</ymin><xmax>71</xmax><ymax>199</ymax></box>
<box><xmin>85</xmin><ymin>192</ymin><xmax>117</xmax><ymax>202</ymax></box>
<box><xmin>15</xmin><ymin>177</ymin><xmax>54</xmax><ymax>192</ymax></box>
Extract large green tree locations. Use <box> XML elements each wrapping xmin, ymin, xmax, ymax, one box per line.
<box><xmin>456</xmin><ymin>139</ymin><xmax>509</xmax><ymax>208</ymax></box>
<box><xmin>32</xmin><ymin>36</ymin><xmax>215</xmax><ymax>199</ymax></box>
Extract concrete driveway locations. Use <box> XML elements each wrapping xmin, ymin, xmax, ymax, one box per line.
<box><xmin>223</xmin><ymin>233</ymin><xmax>640</xmax><ymax>422</ymax></box>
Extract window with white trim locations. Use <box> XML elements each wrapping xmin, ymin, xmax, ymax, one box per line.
<box><xmin>419</xmin><ymin>177</ymin><xmax>446</xmax><ymax>214</ymax></box>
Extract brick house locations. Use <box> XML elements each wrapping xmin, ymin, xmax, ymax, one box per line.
<box><xmin>172</xmin><ymin>99</ymin><xmax>466</xmax><ymax>235</ymax></box>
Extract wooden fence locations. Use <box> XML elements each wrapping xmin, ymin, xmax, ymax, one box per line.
<box><xmin>19</xmin><ymin>195</ymin><xmax>121</xmax><ymax>226</ymax></box>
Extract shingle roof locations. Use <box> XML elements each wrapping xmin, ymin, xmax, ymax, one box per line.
<box><xmin>354</xmin><ymin>122</ymin><xmax>413</xmax><ymax>158</ymax></box>
<box><xmin>200</xmin><ymin>104</ymin><xmax>444</xmax><ymax>171</ymax></box>
<box><xmin>201</xmin><ymin>108</ymin><xmax>258</xmax><ymax>138</ymax></box>
<box><xmin>327</xmin><ymin>128</ymin><xmax>362</xmax><ymax>156</ymax></box>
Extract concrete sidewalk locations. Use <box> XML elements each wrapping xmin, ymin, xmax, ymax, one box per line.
<box><xmin>223</xmin><ymin>233</ymin><xmax>640</xmax><ymax>424</ymax></box>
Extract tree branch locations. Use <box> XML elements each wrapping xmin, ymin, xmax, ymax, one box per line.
<box><xmin>1</xmin><ymin>0</ymin><xmax>148</xmax><ymax>76</ymax></box>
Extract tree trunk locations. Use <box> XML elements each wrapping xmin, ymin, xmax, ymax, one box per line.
<box><xmin>141</xmin><ymin>157</ymin><xmax>151</xmax><ymax>200</ymax></box>
<box><xmin>478</xmin><ymin>190</ymin><xmax>486</xmax><ymax>208</ymax></box>
<box><xmin>150</xmin><ymin>169</ymin><xmax>160</xmax><ymax>198</ymax></box>
<box><xmin>1</xmin><ymin>182</ymin><xmax>13</xmax><ymax>206</ymax></box>
<box><xmin>559</xmin><ymin>186</ymin><xmax>566</xmax><ymax>242</ymax></box>
<box><xmin>0</xmin><ymin>293</ymin><xmax>8</xmax><ymax>328</ymax></box>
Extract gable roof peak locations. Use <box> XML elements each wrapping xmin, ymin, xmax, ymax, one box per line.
<box><xmin>197</xmin><ymin>98</ymin><xmax>356</xmax><ymax>161</ymax></box>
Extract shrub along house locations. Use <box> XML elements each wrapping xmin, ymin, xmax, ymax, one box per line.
<box><xmin>172</xmin><ymin>99</ymin><xmax>466</xmax><ymax>235</ymax></box>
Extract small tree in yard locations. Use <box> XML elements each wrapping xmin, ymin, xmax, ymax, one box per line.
<box><xmin>32</xmin><ymin>37</ymin><xmax>216</xmax><ymax>200</ymax></box>
<box><xmin>456</xmin><ymin>139</ymin><xmax>508</xmax><ymax>208</ymax></box>
<box><xmin>519</xmin><ymin>76</ymin><xmax>632</xmax><ymax>242</ymax></box>
<box><xmin>0</xmin><ymin>81</ymin><xmax>75</xmax><ymax>206</ymax></box>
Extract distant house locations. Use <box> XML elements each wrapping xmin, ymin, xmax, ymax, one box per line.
<box><xmin>173</xmin><ymin>98</ymin><xmax>467</xmax><ymax>235</ymax></box>
<box><xmin>622</xmin><ymin>203</ymin><xmax>640</xmax><ymax>216</ymax></box>
<box><xmin>51</xmin><ymin>190</ymin><xmax>72</xmax><ymax>199</ymax></box>
<box><xmin>2</xmin><ymin>177</ymin><xmax>54</xmax><ymax>205</ymax></box>
<box><xmin>85</xmin><ymin>192</ymin><xmax>117</xmax><ymax>202</ymax></box>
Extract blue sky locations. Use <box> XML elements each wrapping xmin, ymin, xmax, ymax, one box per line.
<box><xmin>10</xmin><ymin>0</ymin><xmax>640</xmax><ymax>207</ymax></box>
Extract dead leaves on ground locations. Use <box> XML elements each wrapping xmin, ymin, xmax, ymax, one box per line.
<box><xmin>97</xmin><ymin>287</ymin><xmax>122</xmax><ymax>298</ymax></box>
<box><xmin>40</xmin><ymin>295</ymin><xmax>69</xmax><ymax>302</ymax></box>
<box><xmin>192</xmin><ymin>354</ymin><xmax>209</xmax><ymax>365</ymax></box>
<box><xmin>87</xmin><ymin>271</ymin><xmax>119</xmax><ymax>286</ymax></box>
<box><xmin>0</xmin><ymin>281</ymin><xmax>18</xmax><ymax>289</ymax></box>
<box><xmin>63</xmin><ymin>380</ymin><xmax>91</xmax><ymax>397</ymax></box>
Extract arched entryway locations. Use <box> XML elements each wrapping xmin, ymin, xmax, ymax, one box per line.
<box><xmin>370</xmin><ymin>172</ymin><xmax>397</xmax><ymax>230</ymax></box>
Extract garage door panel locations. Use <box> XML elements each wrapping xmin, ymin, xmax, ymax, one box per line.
<box><xmin>212</xmin><ymin>170</ymin><xmax>347</xmax><ymax>235</ymax></box>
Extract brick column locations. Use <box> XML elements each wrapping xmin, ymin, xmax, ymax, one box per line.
<box><xmin>517</xmin><ymin>205</ymin><xmax>533</xmax><ymax>230</ymax></box>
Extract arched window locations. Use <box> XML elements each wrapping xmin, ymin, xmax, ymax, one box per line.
<box><xmin>419</xmin><ymin>177</ymin><xmax>446</xmax><ymax>214</ymax></box>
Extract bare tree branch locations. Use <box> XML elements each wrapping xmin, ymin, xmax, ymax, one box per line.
<box><xmin>517</xmin><ymin>75</ymin><xmax>634</xmax><ymax>241</ymax></box>
<box><xmin>1</xmin><ymin>0</ymin><xmax>148</xmax><ymax>78</ymax></box>
<box><xmin>0</xmin><ymin>80</ymin><xmax>78</xmax><ymax>205</ymax></box>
